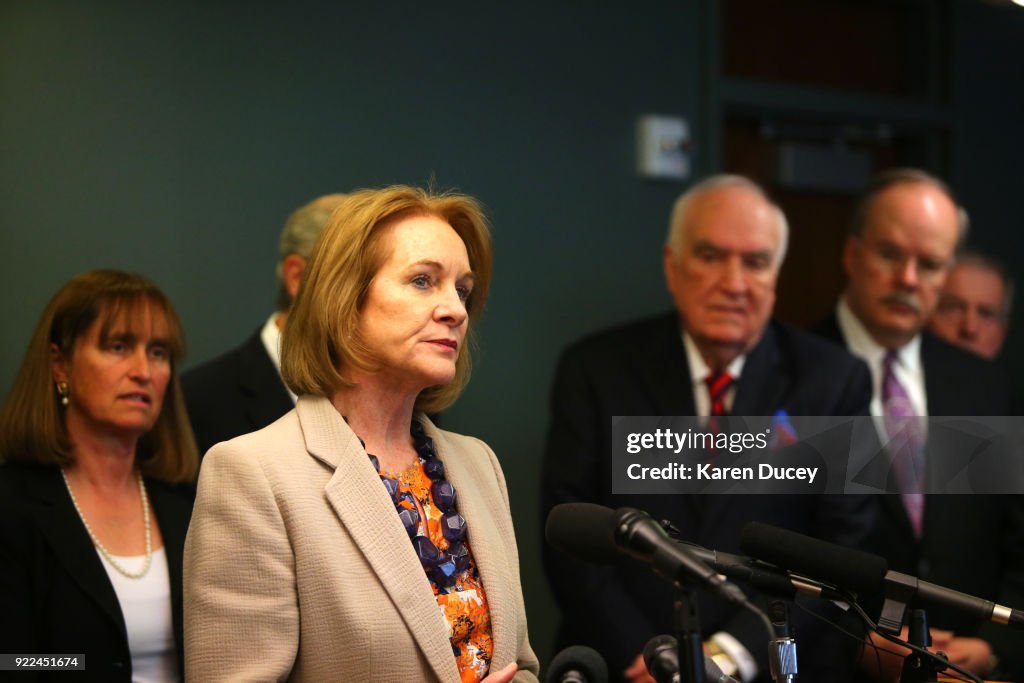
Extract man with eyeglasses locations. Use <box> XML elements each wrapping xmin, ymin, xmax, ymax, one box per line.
<box><xmin>815</xmin><ymin>168</ymin><xmax>1021</xmax><ymax>680</ymax></box>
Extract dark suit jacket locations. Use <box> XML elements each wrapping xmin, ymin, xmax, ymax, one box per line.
<box><xmin>815</xmin><ymin>314</ymin><xmax>1024</xmax><ymax>678</ymax></box>
<box><xmin>0</xmin><ymin>462</ymin><xmax>193</xmax><ymax>682</ymax></box>
<box><xmin>542</xmin><ymin>313</ymin><xmax>877</xmax><ymax>681</ymax></box>
<box><xmin>182</xmin><ymin>328</ymin><xmax>293</xmax><ymax>456</ymax></box>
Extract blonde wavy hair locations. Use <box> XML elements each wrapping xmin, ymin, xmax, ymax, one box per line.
<box><xmin>281</xmin><ymin>185</ymin><xmax>493</xmax><ymax>413</ymax></box>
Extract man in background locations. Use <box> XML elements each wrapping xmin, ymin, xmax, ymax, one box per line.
<box><xmin>928</xmin><ymin>249</ymin><xmax>1013</xmax><ymax>360</ymax></box>
<box><xmin>815</xmin><ymin>168</ymin><xmax>1021</xmax><ymax>680</ymax></box>
<box><xmin>183</xmin><ymin>193</ymin><xmax>346</xmax><ymax>456</ymax></box>
<box><xmin>543</xmin><ymin>175</ymin><xmax>875</xmax><ymax>683</ymax></box>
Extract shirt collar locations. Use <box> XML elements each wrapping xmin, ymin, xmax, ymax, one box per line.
<box><xmin>836</xmin><ymin>297</ymin><xmax>922</xmax><ymax>373</ymax></box>
<box><xmin>260</xmin><ymin>312</ymin><xmax>283</xmax><ymax>371</ymax></box>
<box><xmin>260</xmin><ymin>312</ymin><xmax>298</xmax><ymax>404</ymax></box>
<box><xmin>682</xmin><ymin>331</ymin><xmax>746</xmax><ymax>385</ymax></box>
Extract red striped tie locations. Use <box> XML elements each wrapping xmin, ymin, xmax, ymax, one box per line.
<box><xmin>706</xmin><ymin>370</ymin><xmax>733</xmax><ymax>418</ymax></box>
<box><xmin>705</xmin><ymin>371</ymin><xmax>733</xmax><ymax>450</ymax></box>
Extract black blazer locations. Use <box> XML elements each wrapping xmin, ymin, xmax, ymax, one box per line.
<box><xmin>0</xmin><ymin>462</ymin><xmax>193</xmax><ymax>682</ymax></box>
<box><xmin>542</xmin><ymin>312</ymin><xmax>877</xmax><ymax>681</ymax></box>
<box><xmin>182</xmin><ymin>328</ymin><xmax>293</xmax><ymax>457</ymax></box>
<box><xmin>815</xmin><ymin>313</ymin><xmax>1024</xmax><ymax>678</ymax></box>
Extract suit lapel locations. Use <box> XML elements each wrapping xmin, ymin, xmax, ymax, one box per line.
<box><xmin>238</xmin><ymin>332</ymin><xmax>294</xmax><ymax>431</ymax></box>
<box><xmin>701</xmin><ymin>324</ymin><xmax>789</xmax><ymax>526</ymax></box>
<box><xmin>732</xmin><ymin>324</ymin><xmax>791</xmax><ymax>416</ymax></box>
<box><xmin>298</xmin><ymin>397</ymin><xmax>460</xmax><ymax>683</ymax></box>
<box><xmin>920</xmin><ymin>333</ymin><xmax>956</xmax><ymax>416</ymax></box>
<box><xmin>430</xmin><ymin>422</ymin><xmax>515</xmax><ymax>668</ymax></box>
<box><xmin>640</xmin><ymin>316</ymin><xmax>794</xmax><ymax>416</ymax></box>
<box><xmin>149</xmin><ymin>486</ymin><xmax>189</xmax><ymax>592</ymax></box>
<box><xmin>639</xmin><ymin>314</ymin><xmax>696</xmax><ymax>415</ymax></box>
<box><xmin>639</xmin><ymin>316</ymin><xmax>703</xmax><ymax>521</ymax></box>
<box><xmin>882</xmin><ymin>492</ymin><xmax>917</xmax><ymax>546</ymax></box>
<box><xmin>25</xmin><ymin>468</ymin><xmax>127</xmax><ymax>639</ymax></box>
<box><xmin>148</xmin><ymin>482</ymin><xmax>192</xmax><ymax>668</ymax></box>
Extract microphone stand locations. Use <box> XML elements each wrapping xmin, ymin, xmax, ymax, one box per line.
<box><xmin>675</xmin><ymin>582</ymin><xmax>706</xmax><ymax>683</ymax></box>
<box><xmin>899</xmin><ymin>609</ymin><xmax>944</xmax><ymax>683</ymax></box>
<box><xmin>879</xmin><ymin>573</ymin><xmax>946</xmax><ymax>682</ymax></box>
<box><xmin>767</xmin><ymin>600</ymin><xmax>798</xmax><ymax>683</ymax></box>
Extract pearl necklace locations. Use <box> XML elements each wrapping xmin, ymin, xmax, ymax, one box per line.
<box><xmin>61</xmin><ymin>468</ymin><xmax>152</xmax><ymax>579</ymax></box>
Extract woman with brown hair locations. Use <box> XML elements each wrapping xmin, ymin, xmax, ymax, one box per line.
<box><xmin>0</xmin><ymin>269</ymin><xmax>197</xmax><ymax>681</ymax></box>
<box><xmin>184</xmin><ymin>186</ymin><xmax>538</xmax><ymax>682</ymax></box>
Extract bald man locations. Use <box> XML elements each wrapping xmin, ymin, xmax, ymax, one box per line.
<box><xmin>183</xmin><ymin>193</ymin><xmax>346</xmax><ymax>456</ymax></box>
<box><xmin>815</xmin><ymin>169</ymin><xmax>1021</xmax><ymax>680</ymax></box>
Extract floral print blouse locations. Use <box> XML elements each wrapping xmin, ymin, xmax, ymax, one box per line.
<box><xmin>381</xmin><ymin>460</ymin><xmax>494</xmax><ymax>682</ymax></box>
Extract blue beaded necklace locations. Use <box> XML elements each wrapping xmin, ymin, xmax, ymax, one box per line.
<box><xmin>360</xmin><ymin>420</ymin><xmax>470</xmax><ymax>588</ymax></box>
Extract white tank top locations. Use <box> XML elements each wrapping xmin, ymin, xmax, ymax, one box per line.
<box><xmin>96</xmin><ymin>547</ymin><xmax>179</xmax><ymax>682</ymax></box>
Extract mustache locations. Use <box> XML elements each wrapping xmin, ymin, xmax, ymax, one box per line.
<box><xmin>881</xmin><ymin>292</ymin><xmax>921</xmax><ymax>313</ymax></box>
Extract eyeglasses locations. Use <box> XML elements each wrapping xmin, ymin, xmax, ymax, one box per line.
<box><xmin>860</xmin><ymin>238</ymin><xmax>951</xmax><ymax>281</ymax></box>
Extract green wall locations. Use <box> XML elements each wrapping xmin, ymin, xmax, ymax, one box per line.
<box><xmin>0</xmin><ymin>0</ymin><xmax>699</xmax><ymax>667</ymax></box>
<box><xmin>2</xmin><ymin>0</ymin><xmax>1022</xmax><ymax>673</ymax></box>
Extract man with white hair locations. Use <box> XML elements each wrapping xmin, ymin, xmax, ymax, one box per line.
<box><xmin>183</xmin><ymin>193</ymin><xmax>346</xmax><ymax>456</ymax></box>
<box><xmin>543</xmin><ymin>175</ymin><xmax>875</xmax><ymax>682</ymax></box>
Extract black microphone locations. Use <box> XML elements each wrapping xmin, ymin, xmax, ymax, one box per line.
<box><xmin>643</xmin><ymin>634</ymin><xmax>740</xmax><ymax>683</ymax></box>
<box><xmin>739</xmin><ymin>521</ymin><xmax>888</xmax><ymax>595</ymax></box>
<box><xmin>545</xmin><ymin>645</ymin><xmax>608</xmax><ymax>683</ymax></box>
<box><xmin>545</xmin><ymin>502</ymin><xmax>620</xmax><ymax>564</ymax></box>
<box><xmin>740</xmin><ymin>521</ymin><xmax>1024</xmax><ymax>630</ymax></box>
<box><xmin>546</xmin><ymin>503</ymin><xmax>748</xmax><ymax>607</ymax></box>
<box><xmin>642</xmin><ymin>634</ymin><xmax>680</xmax><ymax>683</ymax></box>
<box><xmin>676</xmin><ymin>541</ymin><xmax>847</xmax><ymax>602</ymax></box>
<box><xmin>546</xmin><ymin>502</ymin><xmax>854</xmax><ymax>616</ymax></box>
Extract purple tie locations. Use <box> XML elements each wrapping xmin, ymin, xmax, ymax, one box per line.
<box><xmin>882</xmin><ymin>350</ymin><xmax>925</xmax><ymax>538</ymax></box>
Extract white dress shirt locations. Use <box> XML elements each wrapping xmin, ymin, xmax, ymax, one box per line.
<box><xmin>836</xmin><ymin>298</ymin><xmax>928</xmax><ymax>417</ymax></box>
<box><xmin>260</xmin><ymin>312</ymin><xmax>297</xmax><ymax>404</ymax></box>
<box><xmin>682</xmin><ymin>332</ymin><xmax>746</xmax><ymax>417</ymax></box>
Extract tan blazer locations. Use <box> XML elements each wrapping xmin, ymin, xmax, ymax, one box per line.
<box><xmin>184</xmin><ymin>396</ymin><xmax>539</xmax><ymax>682</ymax></box>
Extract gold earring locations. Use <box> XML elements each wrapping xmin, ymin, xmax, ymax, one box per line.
<box><xmin>56</xmin><ymin>381</ymin><xmax>70</xmax><ymax>407</ymax></box>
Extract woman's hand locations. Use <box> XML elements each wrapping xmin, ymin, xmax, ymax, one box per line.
<box><xmin>482</xmin><ymin>662</ymin><xmax>518</xmax><ymax>682</ymax></box>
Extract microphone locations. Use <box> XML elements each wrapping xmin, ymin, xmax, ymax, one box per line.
<box><xmin>740</xmin><ymin>521</ymin><xmax>1024</xmax><ymax>630</ymax></box>
<box><xmin>642</xmin><ymin>634</ymin><xmax>679</xmax><ymax>683</ymax></box>
<box><xmin>643</xmin><ymin>634</ymin><xmax>740</xmax><ymax>683</ymax></box>
<box><xmin>739</xmin><ymin>521</ymin><xmax>888</xmax><ymax>595</ymax></box>
<box><xmin>544</xmin><ymin>502</ymin><xmax>620</xmax><ymax>564</ymax></box>
<box><xmin>546</xmin><ymin>503</ymin><xmax>749</xmax><ymax>607</ymax></box>
<box><xmin>545</xmin><ymin>645</ymin><xmax>608</xmax><ymax>683</ymax></box>
<box><xmin>676</xmin><ymin>542</ymin><xmax>846</xmax><ymax>602</ymax></box>
<box><xmin>546</xmin><ymin>503</ymin><xmax>842</xmax><ymax>603</ymax></box>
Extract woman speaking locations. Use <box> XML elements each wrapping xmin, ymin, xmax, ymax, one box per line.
<box><xmin>184</xmin><ymin>186</ymin><xmax>538</xmax><ymax>682</ymax></box>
